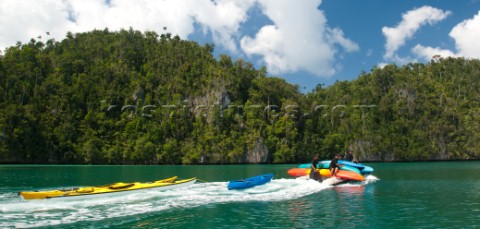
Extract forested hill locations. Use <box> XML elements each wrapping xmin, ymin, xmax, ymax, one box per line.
<box><xmin>1</xmin><ymin>29</ymin><xmax>479</xmax><ymax>164</ymax></box>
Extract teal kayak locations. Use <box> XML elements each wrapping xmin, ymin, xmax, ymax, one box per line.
<box><xmin>298</xmin><ymin>160</ymin><xmax>373</xmax><ymax>174</ymax></box>
<box><xmin>361</xmin><ymin>165</ymin><xmax>374</xmax><ymax>174</ymax></box>
<box><xmin>297</xmin><ymin>162</ymin><xmax>361</xmax><ymax>174</ymax></box>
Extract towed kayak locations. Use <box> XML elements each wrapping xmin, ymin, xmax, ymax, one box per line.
<box><xmin>321</xmin><ymin>170</ymin><xmax>364</xmax><ymax>181</ymax></box>
<box><xmin>299</xmin><ymin>160</ymin><xmax>364</xmax><ymax>169</ymax></box>
<box><xmin>287</xmin><ymin>168</ymin><xmax>364</xmax><ymax>181</ymax></box>
<box><xmin>361</xmin><ymin>165</ymin><xmax>374</xmax><ymax>174</ymax></box>
<box><xmin>301</xmin><ymin>163</ymin><xmax>361</xmax><ymax>174</ymax></box>
<box><xmin>288</xmin><ymin>168</ymin><xmax>332</xmax><ymax>177</ymax></box>
<box><xmin>228</xmin><ymin>174</ymin><xmax>274</xmax><ymax>190</ymax></box>
<box><xmin>298</xmin><ymin>160</ymin><xmax>373</xmax><ymax>174</ymax></box>
<box><xmin>19</xmin><ymin>176</ymin><xmax>196</xmax><ymax>200</ymax></box>
<box><xmin>339</xmin><ymin>160</ymin><xmax>365</xmax><ymax>170</ymax></box>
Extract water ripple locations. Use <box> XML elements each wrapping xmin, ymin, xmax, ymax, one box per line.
<box><xmin>0</xmin><ymin>178</ymin><xmax>335</xmax><ymax>228</ymax></box>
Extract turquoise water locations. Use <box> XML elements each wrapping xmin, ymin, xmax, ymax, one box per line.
<box><xmin>1</xmin><ymin>162</ymin><xmax>479</xmax><ymax>228</ymax></box>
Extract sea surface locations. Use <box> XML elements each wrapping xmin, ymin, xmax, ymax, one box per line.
<box><xmin>1</xmin><ymin>162</ymin><xmax>479</xmax><ymax>228</ymax></box>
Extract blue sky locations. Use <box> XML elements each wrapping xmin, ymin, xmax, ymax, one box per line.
<box><xmin>311</xmin><ymin>0</ymin><xmax>480</xmax><ymax>88</ymax></box>
<box><xmin>1</xmin><ymin>0</ymin><xmax>479</xmax><ymax>92</ymax></box>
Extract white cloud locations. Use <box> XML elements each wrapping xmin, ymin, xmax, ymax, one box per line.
<box><xmin>240</xmin><ymin>0</ymin><xmax>358</xmax><ymax>77</ymax></box>
<box><xmin>377</xmin><ymin>62</ymin><xmax>389</xmax><ymax>69</ymax></box>
<box><xmin>192</xmin><ymin>0</ymin><xmax>256</xmax><ymax>53</ymax></box>
<box><xmin>0</xmin><ymin>0</ymin><xmax>76</xmax><ymax>51</ymax></box>
<box><xmin>389</xmin><ymin>54</ymin><xmax>419</xmax><ymax>66</ymax></box>
<box><xmin>411</xmin><ymin>44</ymin><xmax>457</xmax><ymax>60</ymax></box>
<box><xmin>449</xmin><ymin>10</ymin><xmax>480</xmax><ymax>58</ymax></box>
<box><xmin>327</xmin><ymin>27</ymin><xmax>359</xmax><ymax>53</ymax></box>
<box><xmin>68</xmin><ymin>0</ymin><xmax>256</xmax><ymax>51</ymax></box>
<box><xmin>0</xmin><ymin>0</ymin><xmax>253</xmax><ymax>52</ymax></box>
<box><xmin>411</xmin><ymin>10</ymin><xmax>480</xmax><ymax>61</ymax></box>
<box><xmin>382</xmin><ymin>6</ymin><xmax>451</xmax><ymax>60</ymax></box>
<box><xmin>0</xmin><ymin>0</ymin><xmax>357</xmax><ymax>78</ymax></box>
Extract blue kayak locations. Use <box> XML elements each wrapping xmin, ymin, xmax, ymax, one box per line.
<box><xmin>361</xmin><ymin>165</ymin><xmax>374</xmax><ymax>174</ymax></box>
<box><xmin>298</xmin><ymin>163</ymin><xmax>311</xmax><ymax>168</ymax></box>
<box><xmin>227</xmin><ymin>174</ymin><xmax>274</xmax><ymax>190</ymax></box>
<box><xmin>338</xmin><ymin>160</ymin><xmax>365</xmax><ymax>169</ymax></box>
<box><xmin>298</xmin><ymin>161</ymin><xmax>330</xmax><ymax>169</ymax></box>
<box><xmin>299</xmin><ymin>160</ymin><xmax>358</xmax><ymax>169</ymax></box>
<box><xmin>299</xmin><ymin>160</ymin><xmax>372</xmax><ymax>172</ymax></box>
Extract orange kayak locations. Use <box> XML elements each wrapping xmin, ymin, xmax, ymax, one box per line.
<box><xmin>287</xmin><ymin>168</ymin><xmax>364</xmax><ymax>181</ymax></box>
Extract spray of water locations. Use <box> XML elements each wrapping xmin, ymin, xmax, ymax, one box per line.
<box><xmin>0</xmin><ymin>177</ymin><xmax>379</xmax><ymax>228</ymax></box>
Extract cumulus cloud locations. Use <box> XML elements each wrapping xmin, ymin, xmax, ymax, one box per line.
<box><xmin>240</xmin><ymin>0</ymin><xmax>358</xmax><ymax>77</ymax></box>
<box><xmin>0</xmin><ymin>0</ymin><xmax>76</xmax><ymax>50</ymax></box>
<box><xmin>411</xmin><ymin>10</ymin><xmax>480</xmax><ymax>61</ymax></box>
<box><xmin>192</xmin><ymin>0</ymin><xmax>256</xmax><ymax>53</ymax></box>
<box><xmin>0</xmin><ymin>0</ymin><xmax>356</xmax><ymax>78</ymax></box>
<box><xmin>0</xmin><ymin>0</ymin><xmax>254</xmax><ymax>52</ymax></box>
<box><xmin>449</xmin><ymin>10</ymin><xmax>480</xmax><ymax>58</ymax></box>
<box><xmin>411</xmin><ymin>44</ymin><xmax>457</xmax><ymax>60</ymax></box>
<box><xmin>382</xmin><ymin>6</ymin><xmax>451</xmax><ymax>60</ymax></box>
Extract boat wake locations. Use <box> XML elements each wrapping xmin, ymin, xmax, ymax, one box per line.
<box><xmin>0</xmin><ymin>178</ymin><xmax>371</xmax><ymax>228</ymax></box>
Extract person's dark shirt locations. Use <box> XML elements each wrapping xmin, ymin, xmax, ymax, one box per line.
<box><xmin>345</xmin><ymin>153</ymin><xmax>353</xmax><ymax>162</ymax></box>
<box><xmin>310</xmin><ymin>157</ymin><xmax>320</xmax><ymax>180</ymax></box>
<box><xmin>311</xmin><ymin>158</ymin><xmax>319</xmax><ymax>169</ymax></box>
<box><xmin>329</xmin><ymin>157</ymin><xmax>339</xmax><ymax>169</ymax></box>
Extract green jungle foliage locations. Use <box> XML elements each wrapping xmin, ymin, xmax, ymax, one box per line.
<box><xmin>0</xmin><ymin>29</ymin><xmax>479</xmax><ymax>164</ymax></box>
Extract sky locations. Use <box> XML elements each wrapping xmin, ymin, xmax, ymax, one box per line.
<box><xmin>1</xmin><ymin>0</ymin><xmax>479</xmax><ymax>92</ymax></box>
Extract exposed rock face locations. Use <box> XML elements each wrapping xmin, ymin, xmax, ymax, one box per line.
<box><xmin>191</xmin><ymin>86</ymin><xmax>230</xmax><ymax>122</ymax></box>
<box><xmin>186</xmin><ymin>78</ymin><xmax>271</xmax><ymax>164</ymax></box>
<box><xmin>133</xmin><ymin>87</ymin><xmax>145</xmax><ymax>102</ymax></box>
<box><xmin>352</xmin><ymin>140</ymin><xmax>384</xmax><ymax>161</ymax></box>
<box><xmin>244</xmin><ymin>137</ymin><xmax>269</xmax><ymax>163</ymax></box>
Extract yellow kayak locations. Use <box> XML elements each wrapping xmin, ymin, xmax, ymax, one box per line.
<box><xmin>288</xmin><ymin>168</ymin><xmax>331</xmax><ymax>177</ymax></box>
<box><xmin>19</xmin><ymin>176</ymin><xmax>196</xmax><ymax>200</ymax></box>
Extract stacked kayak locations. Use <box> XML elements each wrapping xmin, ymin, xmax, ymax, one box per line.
<box><xmin>228</xmin><ymin>174</ymin><xmax>274</xmax><ymax>190</ymax></box>
<box><xmin>19</xmin><ymin>176</ymin><xmax>196</xmax><ymax>200</ymax></box>
<box><xmin>287</xmin><ymin>168</ymin><xmax>364</xmax><ymax>181</ymax></box>
<box><xmin>297</xmin><ymin>160</ymin><xmax>374</xmax><ymax>174</ymax></box>
<box><xmin>288</xmin><ymin>160</ymin><xmax>375</xmax><ymax>184</ymax></box>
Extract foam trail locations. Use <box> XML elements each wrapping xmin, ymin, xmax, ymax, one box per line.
<box><xmin>0</xmin><ymin>178</ymin><xmax>329</xmax><ymax>228</ymax></box>
<box><xmin>365</xmin><ymin>174</ymin><xmax>379</xmax><ymax>181</ymax></box>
